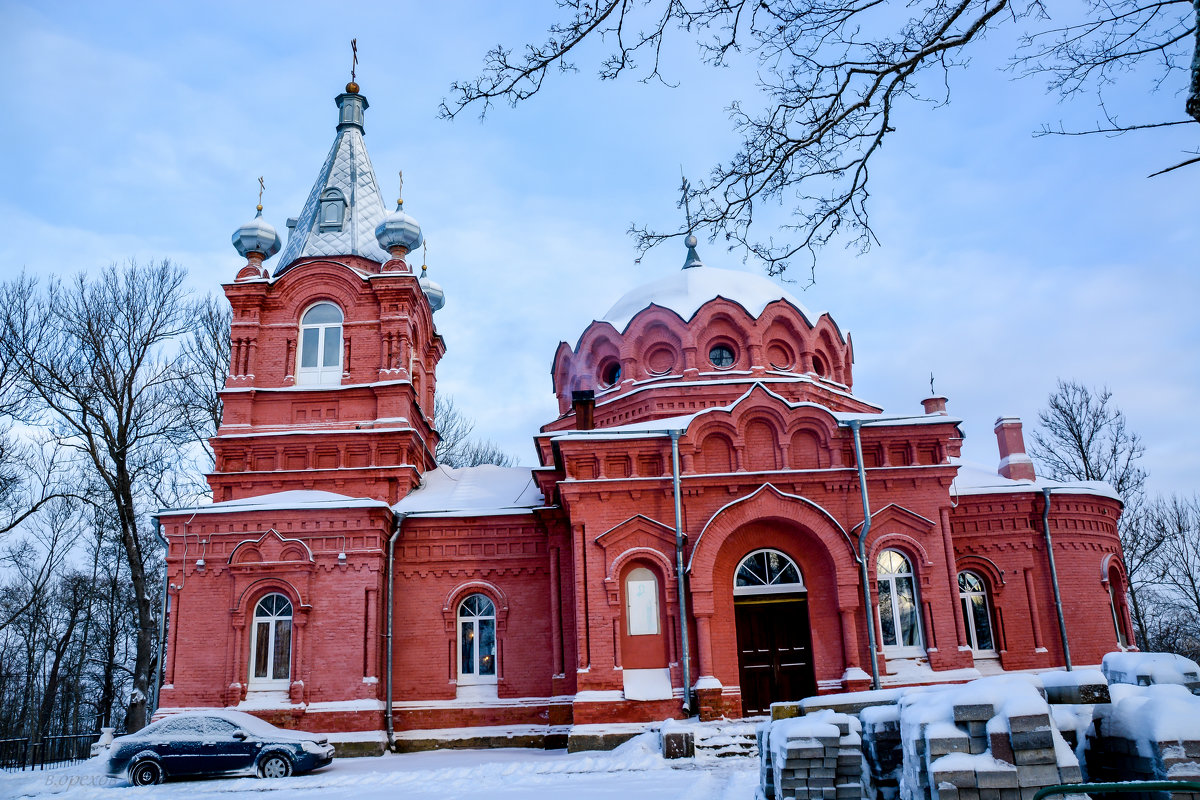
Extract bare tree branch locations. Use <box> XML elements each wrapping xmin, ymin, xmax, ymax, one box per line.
<box><xmin>446</xmin><ymin>0</ymin><xmax>1198</xmax><ymax>277</ymax></box>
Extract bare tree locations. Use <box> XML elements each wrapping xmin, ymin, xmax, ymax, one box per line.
<box><xmin>179</xmin><ymin>293</ymin><xmax>231</xmax><ymax>466</ymax></box>
<box><xmin>1149</xmin><ymin>494</ymin><xmax>1200</xmax><ymax>657</ymax></box>
<box><xmin>444</xmin><ymin>1</ymin><xmax>1199</xmax><ymax>277</ymax></box>
<box><xmin>434</xmin><ymin>394</ymin><xmax>516</xmax><ymax>468</ymax></box>
<box><xmin>0</xmin><ymin>261</ymin><xmax>197</xmax><ymax>731</ymax></box>
<box><xmin>1030</xmin><ymin>380</ymin><xmax>1147</xmax><ymax>496</ymax></box>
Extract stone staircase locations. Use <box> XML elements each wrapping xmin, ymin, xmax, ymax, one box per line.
<box><xmin>692</xmin><ymin>718</ymin><xmax>762</xmax><ymax>761</ymax></box>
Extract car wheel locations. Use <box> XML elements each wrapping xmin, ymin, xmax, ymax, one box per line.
<box><xmin>259</xmin><ymin>753</ymin><xmax>292</xmax><ymax>779</ymax></box>
<box><xmin>129</xmin><ymin>759</ymin><xmax>164</xmax><ymax>786</ymax></box>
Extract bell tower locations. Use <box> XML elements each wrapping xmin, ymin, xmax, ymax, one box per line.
<box><xmin>210</xmin><ymin>82</ymin><xmax>447</xmax><ymax>505</ymax></box>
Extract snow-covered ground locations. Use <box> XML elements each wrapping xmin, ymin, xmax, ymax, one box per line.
<box><xmin>3</xmin><ymin>733</ymin><xmax>756</xmax><ymax>800</ymax></box>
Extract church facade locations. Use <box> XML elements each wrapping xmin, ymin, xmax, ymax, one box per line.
<box><xmin>156</xmin><ymin>83</ymin><xmax>1133</xmax><ymax>745</ymax></box>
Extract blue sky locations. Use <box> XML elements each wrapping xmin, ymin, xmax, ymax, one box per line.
<box><xmin>1</xmin><ymin>1</ymin><xmax>1196</xmax><ymax>496</ymax></box>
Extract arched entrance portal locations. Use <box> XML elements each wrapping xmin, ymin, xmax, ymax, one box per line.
<box><xmin>733</xmin><ymin>548</ymin><xmax>817</xmax><ymax>714</ymax></box>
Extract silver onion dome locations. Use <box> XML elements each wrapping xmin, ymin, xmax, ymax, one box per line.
<box><xmin>419</xmin><ymin>265</ymin><xmax>445</xmax><ymax>312</ymax></box>
<box><xmin>232</xmin><ymin>207</ymin><xmax>281</xmax><ymax>260</ymax></box>
<box><xmin>375</xmin><ymin>200</ymin><xmax>423</xmax><ymax>254</ymax></box>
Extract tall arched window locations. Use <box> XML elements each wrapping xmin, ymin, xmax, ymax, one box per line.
<box><xmin>957</xmin><ymin>571</ymin><xmax>995</xmax><ymax>652</ymax></box>
<box><xmin>877</xmin><ymin>550</ymin><xmax>923</xmax><ymax>655</ymax></box>
<box><xmin>1108</xmin><ymin>566</ymin><xmax>1130</xmax><ymax>648</ymax></box>
<box><xmin>625</xmin><ymin>567</ymin><xmax>660</xmax><ymax>635</ymax></box>
<box><xmin>734</xmin><ymin>549</ymin><xmax>805</xmax><ymax>595</ymax></box>
<box><xmin>297</xmin><ymin>302</ymin><xmax>343</xmax><ymax>385</ymax></box>
<box><xmin>249</xmin><ymin>593</ymin><xmax>292</xmax><ymax>689</ymax></box>
<box><xmin>457</xmin><ymin>594</ymin><xmax>497</xmax><ymax>684</ymax></box>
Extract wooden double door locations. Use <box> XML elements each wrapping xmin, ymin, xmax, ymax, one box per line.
<box><xmin>734</xmin><ymin>593</ymin><xmax>817</xmax><ymax>715</ymax></box>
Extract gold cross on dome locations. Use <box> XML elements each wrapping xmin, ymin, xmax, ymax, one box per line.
<box><xmin>257</xmin><ymin>176</ymin><xmax>265</xmax><ymax>205</ymax></box>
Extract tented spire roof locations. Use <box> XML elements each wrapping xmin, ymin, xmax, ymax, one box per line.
<box><xmin>275</xmin><ymin>88</ymin><xmax>390</xmax><ymax>273</ymax></box>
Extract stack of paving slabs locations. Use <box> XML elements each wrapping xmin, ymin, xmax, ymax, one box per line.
<box><xmin>758</xmin><ymin>710</ymin><xmax>872</xmax><ymax>800</ymax></box>
<box><xmin>898</xmin><ymin>677</ymin><xmax>1083</xmax><ymax>800</ymax></box>
<box><xmin>861</xmin><ymin>704</ymin><xmax>903</xmax><ymax>800</ymax></box>
<box><xmin>1085</xmin><ymin>683</ymin><xmax>1200</xmax><ymax>800</ymax></box>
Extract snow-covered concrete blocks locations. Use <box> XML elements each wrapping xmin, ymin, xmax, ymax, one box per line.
<box><xmin>759</xmin><ymin>710</ymin><xmax>872</xmax><ymax>800</ymax></box>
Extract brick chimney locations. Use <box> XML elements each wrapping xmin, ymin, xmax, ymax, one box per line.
<box><xmin>572</xmin><ymin>390</ymin><xmax>595</xmax><ymax>431</ymax></box>
<box><xmin>994</xmin><ymin>416</ymin><xmax>1036</xmax><ymax>481</ymax></box>
<box><xmin>921</xmin><ymin>396</ymin><xmax>948</xmax><ymax>415</ymax></box>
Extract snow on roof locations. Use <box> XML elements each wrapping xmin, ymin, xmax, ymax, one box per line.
<box><xmin>161</xmin><ymin>490</ymin><xmax>389</xmax><ymax>516</ymax></box>
<box><xmin>394</xmin><ymin>464</ymin><xmax>544</xmax><ymax>517</ymax></box>
<box><xmin>549</xmin><ymin>383</ymin><xmax>951</xmax><ymax>443</ymax></box>
<box><xmin>600</xmin><ymin>265</ymin><xmax>840</xmax><ymax>339</ymax></box>
<box><xmin>949</xmin><ymin>458</ymin><xmax>1121</xmax><ymax>501</ymax></box>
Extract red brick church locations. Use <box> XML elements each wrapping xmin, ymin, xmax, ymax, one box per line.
<box><xmin>156</xmin><ymin>82</ymin><xmax>1133</xmax><ymax>745</ymax></box>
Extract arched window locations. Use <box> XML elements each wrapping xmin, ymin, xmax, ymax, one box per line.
<box><xmin>1108</xmin><ymin>566</ymin><xmax>1130</xmax><ymax>648</ymax></box>
<box><xmin>734</xmin><ymin>549</ymin><xmax>805</xmax><ymax>595</ymax></box>
<box><xmin>877</xmin><ymin>550</ymin><xmax>923</xmax><ymax>655</ymax></box>
<box><xmin>958</xmin><ymin>571</ymin><xmax>995</xmax><ymax>653</ymax></box>
<box><xmin>625</xmin><ymin>567</ymin><xmax>660</xmax><ymax>635</ymax></box>
<box><xmin>457</xmin><ymin>594</ymin><xmax>497</xmax><ymax>684</ymax></box>
<box><xmin>249</xmin><ymin>593</ymin><xmax>292</xmax><ymax>688</ymax></box>
<box><xmin>297</xmin><ymin>302</ymin><xmax>343</xmax><ymax>385</ymax></box>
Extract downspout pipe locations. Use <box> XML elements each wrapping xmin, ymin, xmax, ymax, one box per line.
<box><xmin>849</xmin><ymin>421</ymin><xmax>882</xmax><ymax>691</ymax></box>
<box><xmin>670</xmin><ymin>431</ymin><xmax>693</xmax><ymax>716</ymax></box>
<box><xmin>151</xmin><ymin>515</ymin><xmax>167</xmax><ymax>717</ymax></box>
<box><xmin>1041</xmin><ymin>488</ymin><xmax>1071</xmax><ymax>671</ymax></box>
<box><xmin>385</xmin><ymin>511</ymin><xmax>410</xmax><ymax>750</ymax></box>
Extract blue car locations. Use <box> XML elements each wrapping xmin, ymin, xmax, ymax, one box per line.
<box><xmin>103</xmin><ymin>709</ymin><xmax>334</xmax><ymax>785</ymax></box>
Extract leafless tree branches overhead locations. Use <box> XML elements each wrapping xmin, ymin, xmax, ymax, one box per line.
<box><xmin>444</xmin><ymin>1</ymin><xmax>1199</xmax><ymax>278</ymax></box>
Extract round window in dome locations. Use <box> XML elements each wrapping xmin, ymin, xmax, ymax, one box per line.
<box><xmin>600</xmin><ymin>360</ymin><xmax>622</xmax><ymax>387</ymax></box>
<box><xmin>709</xmin><ymin>345</ymin><xmax>736</xmax><ymax>369</ymax></box>
<box><xmin>810</xmin><ymin>354</ymin><xmax>826</xmax><ymax>377</ymax></box>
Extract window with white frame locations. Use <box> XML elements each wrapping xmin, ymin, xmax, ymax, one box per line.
<box><xmin>249</xmin><ymin>593</ymin><xmax>292</xmax><ymax>688</ymax></box>
<box><xmin>457</xmin><ymin>594</ymin><xmax>497</xmax><ymax>684</ymax></box>
<box><xmin>734</xmin><ymin>549</ymin><xmax>805</xmax><ymax>595</ymax></box>
<box><xmin>297</xmin><ymin>302</ymin><xmax>343</xmax><ymax>385</ymax></box>
<box><xmin>625</xmin><ymin>567</ymin><xmax>660</xmax><ymax>635</ymax></box>
<box><xmin>1108</xmin><ymin>572</ymin><xmax>1129</xmax><ymax>648</ymax></box>
<box><xmin>877</xmin><ymin>549</ymin><xmax>923</xmax><ymax>655</ymax></box>
<box><xmin>958</xmin><ymin>571</ymin><xmax>996</xmax><ymax>653</ymax></box>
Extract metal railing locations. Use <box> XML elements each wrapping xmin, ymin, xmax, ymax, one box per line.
<box><xmin>1034</xmin><ymin>781</ymin><xmax>1200</xmax><ymax>800</ymax></box>
<box><xmin>0</xmin><ymin>732</ymin><xmax>105</xmax><ymax>771</ymax></box>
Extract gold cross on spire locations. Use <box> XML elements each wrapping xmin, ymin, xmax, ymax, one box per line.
<box><xmin>350</xmin><ymin>38</ymin><xmax>358</xmax><ymax>83</ymax></box>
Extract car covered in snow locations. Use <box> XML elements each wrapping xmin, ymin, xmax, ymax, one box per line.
<box><xmin>103</xmin><ymin>709</ymin><xmax>334</xmax><ymax>785</ymax></box>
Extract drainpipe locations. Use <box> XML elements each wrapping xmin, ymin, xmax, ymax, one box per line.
<box><xmin>152</xmin><ymin>515</ymin><xmax>168</xmax><ymax>716</ymax></box>
<box><xmin>385</xmin><ymin>511</ymin><xmax>410</xmax><ymax>750</ymax></box>
<box><xmin>1041</xmin><ymin>488</ymin><xmax>1071</xmax><ymax>671</ymax></box>
<box><xmin>849</xmin><ymin>421</ymin><xmax>881</xmax><ymax>691</ymax></box>
<box><xmin>670</xmin><ymin>431</ymin><xmax>693</xmax><ymax>716</ymax></box>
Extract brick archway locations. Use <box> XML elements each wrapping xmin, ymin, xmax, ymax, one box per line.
<box><xmin>686</xmin><ymin>484</ymin><xmax>868</xmax><ymax>715</ymax></box>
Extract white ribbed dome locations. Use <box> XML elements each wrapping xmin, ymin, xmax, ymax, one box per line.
<box><xmin>601</xmin><ymin>265</ymin><xmax>825</xmax><ymax>333</ymax></box>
